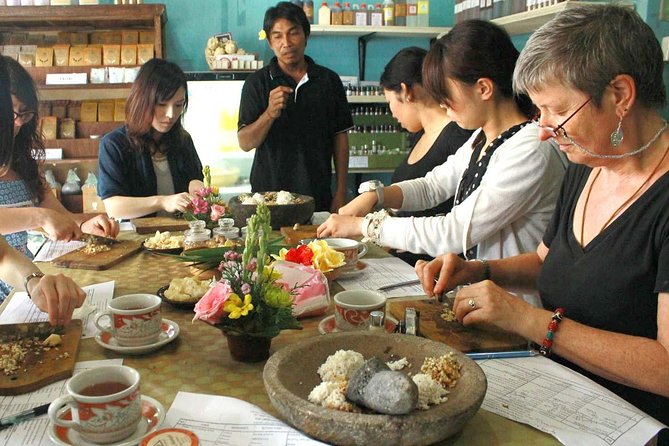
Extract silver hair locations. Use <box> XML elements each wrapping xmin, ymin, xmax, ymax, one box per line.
<box><xmin>513</xmin><ymin>3</ymin><xmax>665</xmax><ymax>109</ymax></box>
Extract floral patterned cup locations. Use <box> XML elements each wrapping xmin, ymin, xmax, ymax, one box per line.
<box><xmin>94</xmin><ymin>294</ymin><xmax>162</xmax><ymax>346</ymax></box>
<box><xmin>48</xmin><ymin>365</ymin><xmax>141</xmax><ymax>444</ymax></box>
<box><xmin>333</xmin><ymin>290</ymin><xmax>386</xmax><ymax>331</ymax></box>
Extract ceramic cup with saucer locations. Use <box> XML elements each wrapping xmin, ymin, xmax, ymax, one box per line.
<box><xmin>49</xmin><ymin>395</ymin><xmax>165</xmax><ymax>446</ymax></box>
<box><xmin>95</xmin><ymin>319</ymin><xmax>179</xmax><ymax>355</ymax></box>
<box><xmin>333</xmin><ymin>290</ymin><xmax>386</xmax><ymax>331</ymax></box>
<box><xmin>319</xmin><ymin>314</ymin><xmax>398</xmax><ymax>334</ymax></box>
<box><xmin>94</xmin><ymin>294</ymin><xmax>162</xmax><ymax>347</ymax></box>
<box><xmin>301</xmin><ymin>238</ymin><xmax>368</xmax><ymax>273</ymax></box>
<box><xmin>48</xmin><ymin>365</ymin><xmax>142</xmax><ymax>444</ymax></box>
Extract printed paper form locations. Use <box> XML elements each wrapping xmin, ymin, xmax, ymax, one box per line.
<box><xmin>0</xmin><ymin>281</ymin><xmax>115</xmax><ymax>339</ymax></box>
<box><xmin>479</xmin><ymin>356</ymin><xmax>666</xmax><ymax>446</ymax></box>
<box><xmin>32</xmin><ymin>239</ymin><xmax>86</xmax><ymax>263</ymax></box>
<box><xmin>165</xmin><ymin>391</ymin><xmax>328</xmax><ymax>446</ymax></box>
<box><xmin>337</xmin><ymin>257</ymin><xmax>425</xmax><ymax>298</ymax></box>
<box><xmin>0</xmin><ymin>359</ymin><xmax>123</xmax><ymax>446</ymax></box>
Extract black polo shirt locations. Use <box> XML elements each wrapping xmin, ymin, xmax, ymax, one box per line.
<box><xmin>238</xmin><ymin>56</ymin><xmax>353</xmax><ymax>211</ymax></box>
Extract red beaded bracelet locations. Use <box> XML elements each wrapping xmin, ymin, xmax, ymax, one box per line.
<box><xmin>539</xmin><ymin>307</ymin><xmax>565</xmax><ymax>357</ymax></box>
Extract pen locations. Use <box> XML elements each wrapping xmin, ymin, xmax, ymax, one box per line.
<box><xmin>466</xmin><ymin>350</ymin><xmax>537</xmax><ymax>360</ymax></box>
<box><xmin>0</xmin><ymin>403</ymin><xmax>50</xmax><ymax>431</ymax></box>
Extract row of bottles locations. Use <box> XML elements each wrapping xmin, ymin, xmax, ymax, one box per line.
<box><xmin>45</xmin><ymin>168</ymin><xmax>98</xmax><ymax>199</ymax></box>
<box><xmin>351</xmin><ymin>105</ymin><xmax>390</xmax><ymax>116</ymax></box>
<box><xmin>349</xmin><ymin>124</ymin><xmax>402</xmax><ymax>133</ymax></box>
<box><xmin>291</xmin><ymin>1</ymin><xmax>430</xmax><ymax>27</ymax></box>
<box><xmin>184</xmin><ymin>218</ymin><xmax>248</xmax><ymax>251</ymax></box>
<box><xmin>346</xmin><ymin>84</ymin><xmax>385</xmax><ymax>96</ymax></box>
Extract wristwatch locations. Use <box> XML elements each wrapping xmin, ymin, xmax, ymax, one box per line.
<box><xmin>358</xmin><ymin>180</ymin><xmax>384</xmax><ymax>211</ymax></box>
<box><xmin>23</xmin><ymin>271</ymin><xmax>44</xmax><ymax>299</ymax></box>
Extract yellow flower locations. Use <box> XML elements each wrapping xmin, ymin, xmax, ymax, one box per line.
<box><xmin>309</xmin><ymin>240</ymin><xmax>345</xmax><ymax>272</ymax></box>
<box><xmin>264</xmin><ymin>286</ymin><xmax>293</xmax><ymax>308</ymax></box>
<box><xmin>262</xmin><ymin>265</ymin><xmax>282</xmax><ymax>281</ymax></box>
<box><xmin>224</xmin><ymin>293</ymin><xmax>254</xmax><ymax>319</ymax></box>
<box><xmin>258</xmin><ymin>29</ymin><xmax>267</xmax><ymax>41</ymax></box>
<box><xmin>212</xmin><ymin>186</ymin><xmax>219</xmax><ymax>195</ymax></box>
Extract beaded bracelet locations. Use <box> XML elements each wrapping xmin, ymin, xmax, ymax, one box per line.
<box><xmin>360</xmin><ymin>209</ymin><xmax>388</xmax><ymax>246</ymax></box>
<box><xmin>539</xmin><ymin>307</ymin><xmax>565</xmax><ymax>357</ymax></box>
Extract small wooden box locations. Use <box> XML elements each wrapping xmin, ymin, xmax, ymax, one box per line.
<box><xmin>58</xmin><ymin>118</ymin><xmax>75</xmax><ymax>139</ymax></box>
<box><xmin>120</xmin><ymin>45</ymin><xmax>137</xmax><ymax>65</ymax></box>
<box><xmin>80</xmin><ymin>101</ymin><xmax>98</xmax><ymax>122</ymax></box>
<box><xmin>40</xmin><ymin>116</ymin><xmax>58</xmax><ymax>140</ymax></box>
<box><xmin>103</xmin><ymin>44</ymin><xmax>120</xmax><ymax>66</ymax></box>
<box><xmin>83</xmin><ymin>46</ymin><xmax>102</xmax><ymax>66</ymax></box>
<box><xmin>136</xmin><ymin>44</ymin><xmax>154</xmax><ymax>64</ymax></box>
<box><xmin>35</xmin><ymin>47</ymin><xmax>53</xmax><ymax>67</ymax></box>
<box><xmin>53</xmin><ymin>44</ymin><xmax>70</xmax><ymax>66</ymax></box>
<box><xmin>68</xmin><ymin>46</ymin><xmax>85</xmax><ymax>66</ymax></box>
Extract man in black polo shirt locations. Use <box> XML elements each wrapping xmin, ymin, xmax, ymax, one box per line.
<box><xmin>237</xmin><ymin>1</ymin><xmax>353</xmax><ymax>212</ymax></box>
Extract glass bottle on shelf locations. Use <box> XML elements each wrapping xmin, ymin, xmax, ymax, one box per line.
<box><xmin>183</xmin><ymin>220</ymin><xmax>212</xmax><ymax>251</ymax></box>
<box><xmin>303</xmin><ymin>0</ymin><xmax>314</xmax><ymax>24</ymax></box>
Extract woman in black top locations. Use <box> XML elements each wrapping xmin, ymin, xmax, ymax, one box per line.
<box><xmin>382</xmin><ymin>47</ymin><xmax>473</xmax><ymax>265</ymax></box>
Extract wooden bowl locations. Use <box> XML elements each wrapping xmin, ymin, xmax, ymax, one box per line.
<box><xmin>228</xmin><ymin>194</ymin><xmax>315</xmax><ymax>230</ymax></box>
<box><xmin>263</xmin><ymin>332</ymin><xmax>487</xmax><ymax>446</ymax></box>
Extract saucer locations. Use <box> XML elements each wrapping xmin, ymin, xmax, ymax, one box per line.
<box><xmin>49</xmin><ymin>395</ymin><xmax>165</xmax><ymax>446</ymax></box>
<box><xmin>338</xmin><ymin>261</ymin><xmax>368</xmax><ymax>278</ymax></box>
<box><xmin>95</xmin><ymin>319</ymin><xmax>179</xmax><ymax>355</ymax></box>
<box><xmin>318</xmin><ymin>314</ymin><xmax>398</xmax><ymax>334</ymax></box>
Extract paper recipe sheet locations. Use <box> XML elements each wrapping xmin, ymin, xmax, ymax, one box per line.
<box><xmin>164</xmin><ymin>392</ymin><xmax>328</xmax><ymax>446</ymax></box>
<box><xmin>0</xmin><ymin>359</ymin><xmax>123</xmax><ymax>446</ymax></box>
<box><xmin>337</xmin><ymin>257</ymin><xmax>425</xmax><ymax>298</ymax></box>
<box><xmin>0</xmin><ymin>281</ymin><xmax>114</xmax><ymax>338</ymax></box>
<box><xmin>479</xmin><ymin>356</ymin><xmax>666</xmax><ymax>446</ymax></box>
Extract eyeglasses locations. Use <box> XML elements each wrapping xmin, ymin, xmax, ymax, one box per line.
<box><xmin>535</xmin><ymin>97</ymin><xmax>591</xmax><ymax>141</ymax></box>
<box><xmin>13</xmin><ymin>110</ymin><xmax>35</xmax><ymax>124</ymax></box>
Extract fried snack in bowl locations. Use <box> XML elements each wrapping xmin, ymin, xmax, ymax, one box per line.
<box><xmin>143</xmin><ymin>231</ymin><xmax>184</xmax><ymax>252</ymax></box>
<box><xmin>163</xmin><ymin>277</ymin><xmax>212</xmax><ymax>303</ymax></box>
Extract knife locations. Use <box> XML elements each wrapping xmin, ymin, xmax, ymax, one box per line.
<box><xmin>79</xmin><ymin>233</ymin><xmax>120</xmax><ymax>246</ymax></box>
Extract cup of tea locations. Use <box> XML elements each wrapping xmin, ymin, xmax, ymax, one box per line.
<box><xmin>94</xmin><ymin>294</ymin><xmax>162</xmax><ymax>346</ymax></box>
<box><xmin>321</xmin><ymin>238</ymin><xmax>368</xmax><ymax>273</ymax></box>
<box><xmin>333</xmin><ymin>290</ymin><xmax>386</xmax><ymax>331</ymax></box>
<box><xmin>48</xmin><ymin>365</ymin><xmax>141</xmax><ymax>444</ymax></box>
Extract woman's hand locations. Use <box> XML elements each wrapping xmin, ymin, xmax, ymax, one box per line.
<box><xmin>338</xmin><ymin>193</ymin><xmax>377</xmax><ymax>217</ymax></box>
<box><xmin>40</xmin><ymin>209</ymin><xmax>81</xmax><ymax>242</ymax></box>
<box><xmin>161</xmin><ymin>192</ymin><xmax>192</xmax><ymax>213</ymax></box>
<box><xmin>416</xmin><ymin>253</ymin><xmax>479</xmax><ymax>298</ymax></box>
<box><xmin>452</xmin><ymin>281</ymin><xmax>532</xmax><ymax>334</ymax></box>
<box><xmin>28</xmin><ymin>274</ymin><xmax>86</xmax><ymax>326</ymax></box>
<box><xmin>317</xmin><ymin>214</ymin><xmax>364</xmax><ymax>238</ymax></box>
<box><xmin>81</xmin><ymin>214</ymin><xmax>119</xmax><ymax>238</ymax></box>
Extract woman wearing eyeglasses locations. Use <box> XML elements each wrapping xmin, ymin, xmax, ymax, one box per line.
<box><xmin>0</xmin><ymin>56</ymin><xmax>118</xmax><ymax>298</ymax></box>
<box><xmin>418</xmin><ymin>5</ymin><xmax>669</xmax><ymax>436</ymax></box>
<box><xmin>317</xmin><ymin>20</ymin><xmax>567</xmax><ymax>306</ymax></box>
<box><xmin>97</xmin><ymin>58</ymin><xmax>204</xmax><ymax>219</ymax></box>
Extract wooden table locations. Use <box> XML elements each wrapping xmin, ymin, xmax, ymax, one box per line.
<box><xmin>31</xmin><ymin>231</ymin><xmax>559</xmax><ymax>446</ymax></box>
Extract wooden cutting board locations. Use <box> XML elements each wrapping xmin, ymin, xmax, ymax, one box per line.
<box><xmin>51</xmin><ymin>240</ymin><xmax>142</xmax><ymax>270</ymax></box>
<box><xmin>131</xmin><ymin>217</ymin><xmax>190</xmax><ymax>234</ymax></box>
<box><xmin>280</xmin><ymin>224</ymin><xmax>319</xmax><ymax>245</ymax></box>
<box><xmin>388</xmin><ymin>300</ymin><xmax>527</xmax><ymax>353</ymax></box>
<box><xmin>0</xmin><ymin>320</ymin><xmax>82</xmax><ymax>395</ymax></box>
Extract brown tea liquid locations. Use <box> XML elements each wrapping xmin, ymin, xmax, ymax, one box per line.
<box><xmin>80</xmin><ymin>381</ymin><xmax>129</xmax><ymax>396</ymax></box>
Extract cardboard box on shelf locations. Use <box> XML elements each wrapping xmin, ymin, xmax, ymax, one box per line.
<box><xmin>68</xmin><ymin>46</ymin><xmax>85</xmax><ymax>66</ymax></box>
<box><xmin>53</xmin><ymin>44</ymin><xmax>70</xmax><ymax>66</ymax></box>
<box><xmin>83</xmin><ymin>187</ymin><xmax>105</xmax><ymax>213</ymax></box>
<box><xmin>121</xmin><ymin>31</ymin><xmax>139</xmax><ymax>45</ymax></box>
<box><xmin>120</xmin><ymin>45</ymin><xmax>137</xmax><ymax>65</ymax></box>
<box><xmin>70</xmin><ymin>32</ymin><xmax>89</xmax><ymax>46</ymax></box>
<box><xmin>97</xmin><ymin>101</ymin><xmax>115</xmax><ymax>122</ymax></box>
<box><xmin>136</xmin><ymin>44</ymin><xmax>154</xmax><ymax>64</ymax></box>
<box><xmin>17</xmin><ymin>51</ymin><xmax>35</xmax><ymax>67</ymax></box>
<box><xmin>103</xmin><ymin>44</ymin><xmax>121</xmax><ymax>66</ymax></box>
<box><xmin>35</xmin><ymin>47</ymin><xmax>54</xmax><ymax>67</ymax></box>
<box><xmin>58</xmin><ymin>118</ymin><xmax>75</xmax><ymax>139</ymax></box>
<box><xmin>114</xmin><ymin>98</ymin><xmax>126</xmax><ymax>122</ymax></box>
<box><xmin>138</xmin><ymin>31</ymin><xmax>155</xmax><ymax>44</ymax></box>
<box><xmin>40</xmin><ymin>116</ymin><xmax>58</xmax><ymax>140</ymax></box>
<box><xmin>80</xmin><ymin>101</ymin><xmax>98</xmax><ymax>122</ymax></box>
<box><xmin>84</xmin><ymin>46</ymin><xmax>102</xmax><ymax>66</ymax></box>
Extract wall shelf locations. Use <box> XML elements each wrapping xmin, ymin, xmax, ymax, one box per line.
<box><xmin>491</xmin><ymin>1</ymin><xmax>606</xmax><ymax>35</ymax></box>
<box><xmin>348</xmin><ymin>95</ymin><xmax>388</xmax><ymax>104</ymax></box>
<box><xmin>311</xmin><ymin>25</ymin><xmax>449</xmax><ymax>38</ymax></box>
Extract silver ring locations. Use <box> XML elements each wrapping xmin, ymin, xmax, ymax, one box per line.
<box><xmin>468</xmin><ymin>298</ymin><xmax>476</xmax><ymax>309</ymax></box>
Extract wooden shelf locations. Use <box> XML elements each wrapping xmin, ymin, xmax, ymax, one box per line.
<box><xmin>311</xmin><ymin>25</ymin><xmax>449</xmax><ymax>38</ymax></box>
<box><xmin>348</xmin><ymin>95</ymin><xmax>387</xmax><ymax>104</ymax></box>
<box><xmin>45</xmin><ymin>138</ymin><xmax>99</xmax><ymax>159</ymax></box>
<box><xmin>491</xmin><ymin>1</ymin><xmax>603</xmax><ymax>35</ymax></box>
<box><xmin>39</xmin><ymin>85</ymin><xmax>132</xmax><ymax>101</ymax></box>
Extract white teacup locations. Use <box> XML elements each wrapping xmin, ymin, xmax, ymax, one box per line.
<box><xmin>334</xmin><ymin>290</ymin><xmax>386</xmax><ymax>331</ymax></box>
<box><xmin>321</xmin><ymin>238</ymin><xmax>368</xmax><ymax>273</ymax></box>
<box><xmin>94</xmin><ymin>294</ymin><xmax>162</xmax><ymax>346</ymax></box>
<box><xmin>48</xmin><ymin>365</ymin><xmax>141</xmax><ymax>444</ymax></box>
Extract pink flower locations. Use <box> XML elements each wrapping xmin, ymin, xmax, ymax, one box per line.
<box><xmin>190</xmin><ymin>196</ymin><xmax>210</xmax><ymax>215</ymax></box>
<box><xmin>193</xmin><ymin>281</ymin><xmax>233</xmax><ymax>325</ymax></box>
<box><xmin>241</xmin><ymin>283</ymin><xmax>252</xmax><ymax>295</ymax></box>
<box><xmin>196</xmin><ymin>187</ymin><xmax>213</xmax><ymax>198</ymax></box>
<box><xmin>210</xmin><ymin>204</ymin><xmax>226</xmax><ymax>222</ymax></box>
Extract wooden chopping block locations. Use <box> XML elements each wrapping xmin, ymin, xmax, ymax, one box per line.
<box><xmin>131</xmin><ymin>216</ymin><xmax>190</xmax><ymax>234</ymax></box>
<box><xmin>0</xmin><ymin>320</ymin><xmax>83</xmax><ymax>395</ymax></box>
<box><xmin>388</xmin><ymin>299</ymin><xmax>528</xmax><ymax>353</ymax></box>
<box><xmin>280</xmin><ymin>224</ymin><xmax>319</xmax><ymax>245</ymax></box>
<box><xmin>51</xmin><ymin>239</ymin><xmax>142</xmax><ymax>270</ymax></box>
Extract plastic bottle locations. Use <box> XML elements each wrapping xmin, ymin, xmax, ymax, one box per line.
<box><xmin>61</xmin><ymin>168</ymin><xmax>81</xmax><ymax>195</ymax></box>
<box><xmin>183</xmin><ymin>220</ymin><xmax>212</xmax><ymax>251</ymax></box>
<box><xmin>416</xmin><ymin>0</ymin><xmax>429</xmax><ymax>26</ymax></box>
<box><xmin>394</xmin><ymin>0</ymin><xmax>406</xmax><ymax>26</ymax></box>
<box><xmin>370</xmin><ymin>3</ymin><xmax>384</xmax><ymax>26</ymax></box>
<box><xmin>406</xmin><ymin>0</ymin><xmax>417</xmax><ymax>26</ymax></box>
<box><xmin>383</xmin><ymin>0</ymin><xmax>395</xmax><ymax>26</ymax></box>
<box><xmin>331</xmin><ymin>2</ymin><xmax>343</xmax><ymax>25</ymax></box>
<box><xmin>303</xmin><ymin>0</ymin><xmax>314</xmax><ymax>24</ymax></box>
<box><xmin>44</xmin><ymin>169</ymin><xmax>62</xmax><ymax>201</ymax></box>
<box><xmin>342</xmin><ymin>2</ymin><xmax>355</xmax><ymax>25</ymax></box>
<box><xmin>318</xmin><ymin>2</ymin><xmax>331</xmax><ymax>25</ymax></box>
<box><xmin>354</xmin><ymin>3</ymin><xmax>368</xmax><ymax>25</ymax></box>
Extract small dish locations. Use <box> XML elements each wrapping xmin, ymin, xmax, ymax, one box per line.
<box><xmin>95</xmin><ymin>319</ymin><xmax>179</xmax><ymax>355</ymax></box>
<box><xmin>141</xmin><ymin>241</ymin><xmax>183</xmax><ymax>255</ymax></box>
<box><xmin>337</xmin><ymin>261</ymin><xmax>368</xmax><ymax>279</ymax></box>
<box><xmin>318</xmin><ymin>314</ymin><xmax>397</xmax><ymax>335</ymax></box>
<box><xmin>156</xmin><ymin>285</ymin><xmax>199</xmax><ymax>309</ymax></box>
<box><xmin>49</xmin><ymin>395</ymin><xmax>166</xmax><ymax>446</ymax></box>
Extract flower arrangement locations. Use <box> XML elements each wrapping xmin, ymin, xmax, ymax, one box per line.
<box><xmin>193</xmin><ymin>203</ymin><xmax>301</xmax><ymax>338</ymax></box>
<box><xmin>277</xmin><ymin>240</ymin><xmax>345</xmax><ymax>273</ymax></box>
<box><xmin>184</xmin><ymin>166</ymin><xmax>229</xmax><ymax>227</ymax></box>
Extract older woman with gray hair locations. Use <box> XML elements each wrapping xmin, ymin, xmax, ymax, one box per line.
<box><xmin>416</xmin><ymin>4</ymin><xmax>669</xmax><ymax>436</ymax></box>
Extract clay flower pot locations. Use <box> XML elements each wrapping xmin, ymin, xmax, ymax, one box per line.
<box><xmin>223</xmin><ymin>331</ymin><xmax>273</xmax><ymax>363</ymax></box>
